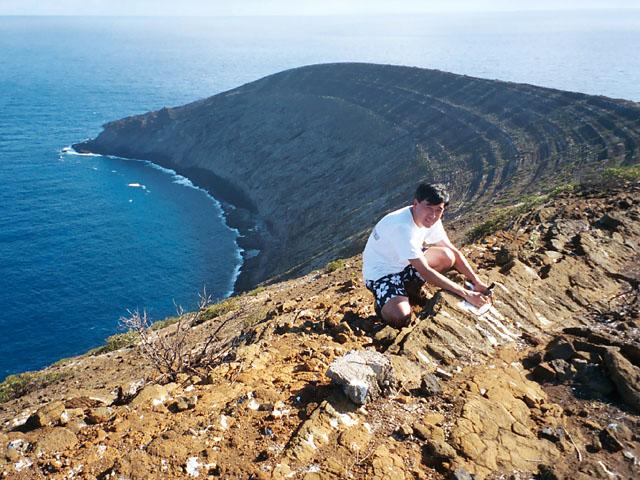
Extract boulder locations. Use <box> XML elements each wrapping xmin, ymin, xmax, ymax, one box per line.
<box><xmin>326</xmin><ymin>350</ymin><xmax>395</xmax><ymax>404</ymax></box>
<box><xmin>27</xmin><ymin>400</ymin><xmax>65</xmax><ymax>428</ymax></box>
<box><xmin>85</xmin><ymin>406</ymin><xmax>114</xmax><ymax>425</ymax></box>
<box><xmin>34</xmin><ymin>427</ymin><xmax>78</xmax><ymax>455</ymax></box>
<box><xmin>602</xmin><ymin>348</ymin><xmax>640</xmax><ymax>412</ymax></box>
<box><xmin>130</xmin><ymin>384</ymin><xmax>170</xmax><ymax>408</ymax></box>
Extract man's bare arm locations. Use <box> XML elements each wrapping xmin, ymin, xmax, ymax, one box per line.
<box><xmin>435</xmin><ymin>238</ymin><xmax>489</xmax><ymax>293</ymax></box>
<box><xmin>409</xmin><ymin>256</ymin><xmax>489</xmax><ymax>308</ymax></box>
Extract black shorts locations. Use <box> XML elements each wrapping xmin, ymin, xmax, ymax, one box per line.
<box><xmin>365</xmin><ymin>265</ymin><xmax>424</xmax><ymax>316</ymax></box>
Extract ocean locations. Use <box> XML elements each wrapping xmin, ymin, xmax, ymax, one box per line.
<box><xmin>1</xmin><ymin>11</ymin><xmax>639</xmax><ymax>380</ymax></box>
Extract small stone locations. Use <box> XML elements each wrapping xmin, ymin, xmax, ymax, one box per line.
<box><xmin>539</xmin><ymin>426</ymin><xmax>564</xmax><ymax>443</ymax></box>
<box><xmin>85</xmin><ymin>407</ymin><xmax>113</xmax><ymax>425</ymax></box>
<box><xmin>434</xmin><ymin>368</ymin><xmax>453</xmax><ymax>380</ymax></box>
<box><xmin>495</xmin><ymin>246</ymin><xmax>514</xmax><ymax>266</ymax></box>
<box><xmin>420</xmin><ymin>373</ymin><xmax>442</xmax><ymax>397</ymax></box>
<box><xmin>396</xmin><ymin>423</ymin><xmax>413</xmax><ymax>438</ymax></box>
<box><xmin>544</xmin><ymin>338</ymin><xmax>576</xmax><ymax>361</ymax></box>
<box><xmin>335</xmin><ymin>332</ymin><xmax>350</xmax><ymax>344</ymax></box>
<box><xmin>373</xmin><ymin>326</ymin><xmax>398</xmax><ymax>345</ymax></box>
<box><xmin>130</xmin><ymin>384</ymin><xmax>169</xmax><ymax>408</ymax></box>
<box><xmin>169</xmin><ymin>397</ymin><xmax>190</xmax><ymax>412</ymax></box>
<box><xmin>452</xmin><ymin>468</ymin><xmax>473</xmax><ymax>480</ymax></box>
<box><xmin>600</xmin><ymin>425</ymin><xmax>625</xmax><ymax>452</ymax></box>
<box><xmin>425</xmin><ymin>439</ymin><xmax>457</xmax><ymax>460</ymax></box>
<box><xmin>623</xmin><ymin>450</ymin><xmax>636</xmax><ymax>463</ymax></box>
<box><xmin>550</xmin><ymin>359</ymin><xmax>576</xmax><ymax>381</ymax></box>
<box><xmin>532</xmin><ymin>362</ymin><xmax>556</xmax><ymax>383</ymax></box>
<box><xmin>27</xmin><ymin>400</ymin><xmax>65</xmax><ymax>428</ymax></box>
<box><xmin>544</xmin><ymin>250</ymin><xmax>563</xmax><ymax>261</ymax></box>
<box><xmin>522</xmin><ymin>351</ymin><xmax>543</xmax><ymax>369</ymax></box>
<box><xmin>536</xmin><ymin>464</ymin><xmax>559</xmax><ymax>480</ymax></box>
<box><xmin>256</xmin><ymin>450</ymin><xmax>269</xmax><ymax>461</ymax></box>
<box><xmin>595</xmin><ymin>213</ymin><xmax>624</xmax><ymax>231</ymax></box>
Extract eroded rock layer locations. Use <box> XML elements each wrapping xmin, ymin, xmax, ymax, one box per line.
<box><xmin>73</xmin><ymin>63</ymin><xmax>640</xmax><ymax>289</ymax></box>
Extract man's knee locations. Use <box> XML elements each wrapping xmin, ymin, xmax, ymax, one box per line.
<box><xmin>441</xmin><ymin>247</ymin><xmax>456</xmax><ymax>268</ymax></box>
<box><xmin>381</xmin><ymin>297</ymin><xmax>412</xmax><ymax>328</ymax></box>
<box><xmin>426</xmin><ymin>246</ymin><xmax>456</xmax><ymax>272</ymax></box>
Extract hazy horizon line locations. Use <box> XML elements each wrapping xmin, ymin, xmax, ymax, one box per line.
<box><xmin>2</xmin><ymin>7</ymin><xmax>640</xmax><ymax>18</ymax></box>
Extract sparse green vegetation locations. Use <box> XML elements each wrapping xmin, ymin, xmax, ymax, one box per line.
<box><xmin>326</xmin><ymin>258</ymin><xmax>346</xmax><ymax>273</ymax></box>
<box><xmin>466</xmin><ymin>205</ymin><xmax>525</xmax><ymax>242</ymax></box>
<box><xmin>242</xmin><ymin>307</ymin><xmax>272</xmax><ymax>329</ymax></box>
<box><xmin>92</xmin><ymin>331</ymin><xmax>140</xmax><ymax>355</ymax></box>
<box><xmin>0</xmin><ymin>370</ymin><xmax>69</xmax><ymax>403</ymax></box>
<box><xmin>603</xmin><ymin>164</ymin><xmax>640</xmax><ymax>182</ymax></box>
<box><xmin>467</xmin><ymin>196</ymin><xmax>547</xmax><ymax>242</ymax></box>
<box><xmin>247</xmin><ymin>286</ymin><xmax>266</xmax><ymax>297</ymax></box>
<box><xmin>150</xmin><ymin>316</ymin><xmax>180</xmax><ymax>331</ymax></box>
<box><xmin>466</xmin><ymin>182</ymin><xmax>579</xmax><ymax>242</ymax></box>
<box><xmin>549</xmin><ymin>182</ymin><xmax>577</xmax><ymax>196</ymax></box>
<box><xmin>199</xmin><ymin>297</ymin><xmax>239</xmax><ymax>322</ymax></box>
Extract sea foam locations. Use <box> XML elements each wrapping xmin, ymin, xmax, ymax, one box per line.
<box><xmin>61</xmin><ymin>146</ymin><xmax>101</xmax><ymax>157</ymax></box>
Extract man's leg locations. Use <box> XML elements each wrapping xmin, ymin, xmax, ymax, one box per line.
<box><xmin>380</xmin><ymin>296</ymin><xmax>412</xmax><ymax>328</ymax></box>
<box><xmin>424</xmin><ymin>246</ymin><xmax>456</xmax><ymax>273</ymax></box>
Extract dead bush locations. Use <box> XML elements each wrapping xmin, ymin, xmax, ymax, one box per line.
<box><xmin>120</xmin><ymin>288</ymin><xmax>237</xmax><ymax>380</ymax></box>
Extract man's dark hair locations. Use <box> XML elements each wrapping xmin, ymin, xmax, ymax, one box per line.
<box><xmin>415</xmin><ymin>183</ymin><xmax>450</xmax><ymax>206</ymax></box>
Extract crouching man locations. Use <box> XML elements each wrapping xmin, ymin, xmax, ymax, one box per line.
<box><xmin>363</xmin><ymin>183</ymin><xmax>491</xmax><ymax>328</ymax></box>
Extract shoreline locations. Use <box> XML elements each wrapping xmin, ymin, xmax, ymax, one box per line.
<box><xmin>67</xmin><ymin>145</ymin><xmax>264</xmax><ymax>295</ymax></box>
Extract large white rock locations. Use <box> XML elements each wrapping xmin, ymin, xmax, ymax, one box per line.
<box><xmin>326</xmin><ymin>350</ymin><xmax>395</xmax><ymax>404</ymax></box>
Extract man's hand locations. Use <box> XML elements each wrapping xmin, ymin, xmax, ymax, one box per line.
<box><xmin>472</xmin><ymin>279</ymin><xmax>492</xmax><ymax>295</ymax></box>
<box><xmin>463</xmin><ymin>290</ymin><xmax>491</xmax><ymax>309</ymax></box>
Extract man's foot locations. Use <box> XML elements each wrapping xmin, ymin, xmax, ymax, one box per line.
<box><xmin>383</xmin><ymin>312</ymin><xmax>414</xmax><ymax>329</ymax></box>
<box><xmin>405</xmin><ymin>279</ymin><xmax>428</xmax><ymax>307</ymax></box>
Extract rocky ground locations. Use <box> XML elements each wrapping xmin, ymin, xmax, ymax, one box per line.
<box><xmin>1</xmin><ymin>181</ymin><xmax>639</xmax><ymax>479</ymax></box>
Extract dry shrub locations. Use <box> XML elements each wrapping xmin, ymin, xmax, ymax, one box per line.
<box><xmin>120</xmin><ymin>288</ymin><xmax>237</xmax><ymax>380</ymax></box>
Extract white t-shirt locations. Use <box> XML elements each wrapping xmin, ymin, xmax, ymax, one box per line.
<box><xmin>362</xmin><ymin>206</ymin><xmax>447</xmax><ymax>282</ymax></box>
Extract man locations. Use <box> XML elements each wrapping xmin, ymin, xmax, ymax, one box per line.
<box><xmin>363</xmin><ymin>183</ymin><xmax>491</xmax><ymax>328</ymax></box>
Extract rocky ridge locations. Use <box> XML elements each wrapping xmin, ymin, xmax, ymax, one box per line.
<box><xmin>73</xmin><ymin>63</ymin><xmax>640</xmax><ymax>290</ymax></box>
<box><xmin>1</xmin><ymin>180</ymin><xmax>639</xmax><ymax>479</ymax></box>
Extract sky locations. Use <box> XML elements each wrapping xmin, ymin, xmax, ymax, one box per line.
<box><xmin>1</xmin><ymin>0</ymin><xmax>639</xmax><ymax>16</ymax></box>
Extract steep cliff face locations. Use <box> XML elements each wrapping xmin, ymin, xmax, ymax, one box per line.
<box><xmin>74</xmin><ymin>63</ymin><xmax>640</xmax><ymax>290</ymax></box>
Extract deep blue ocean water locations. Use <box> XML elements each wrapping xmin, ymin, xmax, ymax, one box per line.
<box><xmin>1</xmin><ymin>11</ymin><xmax>639</xmax><ymax>380</ymax></box>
